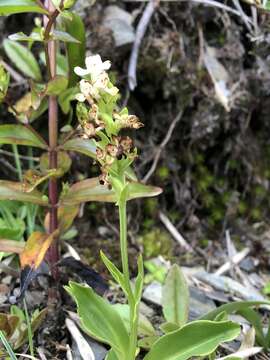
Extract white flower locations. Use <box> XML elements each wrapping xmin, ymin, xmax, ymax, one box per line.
<box><xmin>75</xmin><ymin>93</ymin><xmax>86</xmax><ymax>102</ymax></box>
<box><xmin>74</xmin><ymin>55</ymin><xmax>111</xmax><ymax>80</ymax></box>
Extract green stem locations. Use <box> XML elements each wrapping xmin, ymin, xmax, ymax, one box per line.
<box><xmin>119</xmin><ymin>200</ymin><xmax>129</xmax><ymax>283</ymax></box>
<box><xmin>23</xmin><ymin>299</ymin><xmax>34</xmax><ymax>358</ymax></box>
<box><xmin>12</xmin><ymin>144</ymin><xmax>22</xmax><ymax>182</ymax></box>
<box><xmin>118</xmin><ymin>200</ymin><xmax>138</xmax><ymax>360</ymax></box>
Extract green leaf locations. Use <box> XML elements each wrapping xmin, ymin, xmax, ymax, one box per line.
<box><xmin>3</xmin><ymin>40</ymin><xmax>42</xmax><ymax>81</ymax></box>
<box><xmin>46</xmin><ymin>75</ymin><xmax>68</xmax><ymax>96</ymax></box>
<box><xmin>0</xmin><ymin>125</ymin><xmax>47</xmax><ymax>148</ymax></box>
<box><xmin>144</xmin><ymin>320</ymin><xmax>240</xmax><ymax>360</ymax></box>
<box><xmin>60</xmin><ymin>179</ymin><xmax>162</xmax><ymax>206</ymax></box>
<box><xmin>8</xmin><ymin>32</ymin><xmax>43</xmax><ymax>42</ymax></box>
<box><xmin>162</xmin><ymin>264</ymin><xmax>189</xmax><ymax>327</ymax></box>
<box><xmin>160</xmin><ymin>322</ymin><xmax>180</xmax><ymax>334</ymax></box>
<box><xmin>40</xmin><ymin>51</ymin><xmax>68</xmax><ymax>77</ymax></box>
<box><xmin>113</xmin><ymin>303</ymin><xmax>156</xmax><ymax>337</ymax></box>
<box><xmin>58</xmin><ymin>87</ymin><xmax>78</xmax><ymax>113</ymax></box>
<box><xmin>237</xmin><ymin>308</ymin><xmax>266</xmax><ymax>347</ymax></box>
<box><xmin>0</xmin><ymin>0</ymin><xmax>48</xmax><ymax>15</ymax></box>
<box><xmin>65</xmin><ymin>282</ymin><xmax>129</xmax><ymax>359</ymax></box>
<box><xmin>126</xmin><ymin>182</ymin><xmax>162</xmax><ymax>200</ymax></box>
<box><xmin>0</xmin><ymin>181</ymin><xmax>48</xmax><ymax>206</ymax></box>
<box><xmin>61</xmin><ymin>138</ymin><xmax>96</xmax><ymax>158</ymax></box>
<box><xmin>200</xmin><ymin>301</ymin><xmax>270</xmax><ymax>321</ymax></box>
<box><xmin>138</xmin><ymin>336</ymin><xmax>160</xmax><ymax>350</ymax></box>
<box><xmin>63</xmin><ymin>12</ymin><xmax>86</xmax><ymax>86</ymax></box>
<box><xmin>105</xmin><ymin>349</ymin><xmax>118</xmax><ymax>360</ymax></box>
<box><xmin>51</xmin><ymin>30</ymin><xmax>81</xmax><ymax>43</ymax></box>
<box><xmin>60</xmin><ymin>178</ymin><xmax>115</xmax><ymax>206</ymax></box>
<box><xmin>100</xmin><ymin>251</ymin><xmax>128</xmax><ymax>296</ymax></box>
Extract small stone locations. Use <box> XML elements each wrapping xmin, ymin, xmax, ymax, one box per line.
<box><xmin>239</xmin><ymin>257</ymin><xmax>256</xmax><ymax>273</ymax></box>
<box><xmin>103</xmin><ymin>6</ymin><xmax>135</xmax><ymax>47</ymax></box>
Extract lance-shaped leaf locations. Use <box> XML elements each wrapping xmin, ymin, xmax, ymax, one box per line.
<box><xmin>19</xmin><ymin>230</ymin><xmax>59</xmax><ymax>296</ymax></box>
<box><xmin>20</xmin><ymin>230</ymin><xmax>59</xmax><ymax>270</ymax></box>
<box><xmin>126</xmin><ymin>182</ymin><xmax>162</xmax><ymax>200</ymax></box>
<box><xmin>200</xmin><ymin>301</ymin><xmax>270</xmax><ymax>321</ymax></box>
<box><xmin>162</xmin><ymin>264</ymin><xmax>189</xmax><ymax>328</ymax></box>
<box><xmin>61</xmin><ymin>138</ymin><xmax>96</xmax><ymax>159</ymax></box>
<box><xmin>0</xmin><ymin>239</ymin><xmax>25</xmax><ymax>254</ymax></box>
<box><xmin>65</xmin><ymin>282</ymin><xmax>129</xmax><ymax>359</ymax></box>
<box><xmin>60</xmin><ymin>178</ymin><xmax>115</xmax><ymax>206</ymax></box>
<box><xmin>3</xmin><ymin>40</ymin><xmax>42</xmax><ymax>81</ymax></box>
<box><xmin>0</xmin><ymin>124</ymin><xmax>47</xmax><ymax>148</ymax></box>
<box><xmin>60</xmin><ymin>178</ymin><xmax>162</xmax><ymax>206</ymax></box>
<box><xmin>0</xmin><ymin>0</ymin><xmax>48</xmax><ymax>15</ymax></box>
<box><xmin>44</xmin><ymin>205</ymin><xmax>79</xmax><ymax>234</ymax></box>
<box><xmin>113</xmin><ymin>304</ymin><xmax>156</xmax><ymax>337</ymax></box>
<box><xmin>63</xmin><ymin>12</ymin><xmax>86</xmax><ymax>86</ymax></box>
<box><xmin>144</xmin><ymin>320</ymin><xmax>240</xmax><ymax>360</ymax></box>
<box><xmin>0</xmin><ymin>180</ymin><xmax>48</xmax><ymax>206</ymax></box>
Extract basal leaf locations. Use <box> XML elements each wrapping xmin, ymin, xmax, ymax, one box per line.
<box><xmin>0</xmin><ymin>125</ymin><xmax>47</xmax><ymax>148</ymax></box>
<box><xmin>162</xmin><ymin>264</ymin><xmax>189</xmax><ymax>327</ymax></box>
<box><xmin>144</xmin><ymin>320</ymin><xmax>240</xmax><ymax>360</ymax></box>
<box><xmin>0</xmin><ymin>0</ymin><xmax>48</xmax><ymax>15</ymax></box>
<box><xmin>65</xmin><ymin>282</ymin><xmax>129</xmax><ymax>359</ymax></box>
<box><xmin>4</xmin><ymin>40</ymin><xmax>42</xmax><ymax>81</ymax></box>
<box><xmin>200</xmin><ymin>301</ymin><xmax>270</xmax><ymax>321</ymax></box>
<box><xmin>113</xmin><ymin>304</ymin><xmax>156</xmax><ymax>337</ymax></box>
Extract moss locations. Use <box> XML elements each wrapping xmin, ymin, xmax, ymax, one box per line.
<box><xmin>138</xmin><ymin>229</ymin><xmax>173</xmax><ymax>259</ymax></box>
<box><xmin>157</xmin><ymin>166</ymin><xmax>170</xmax><ymax>181</ymax></box>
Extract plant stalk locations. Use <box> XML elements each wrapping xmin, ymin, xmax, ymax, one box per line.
<box><xmin>119</xmin><ymin>200</ymin><xmax>138</xmax><ymax>360</ymax></box>
<box><xmin>44</xmin><ymin>0</ymin><xmax>59</xmax><ymax>278</ymax></box>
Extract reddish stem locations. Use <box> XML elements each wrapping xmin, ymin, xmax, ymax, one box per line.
<box><xmin>44</xmin><ymin>0</ymin><xmax>60</xmax><ymax>279</ymax></box>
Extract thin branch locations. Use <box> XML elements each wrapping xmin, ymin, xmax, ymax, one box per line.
<box><xmin>128</xmin><ymin>0</ymin><xmax>160</xmax><ymax>90</ymax></box>
<box><xmin>142</xmin><ymin>109</ymin><xmax>183</xmax><ymax>183</ymax></box>
<box><xmin>159</xmin><ymin>211</ymin><xmax>193</xmax><ymax>252</ymax></box>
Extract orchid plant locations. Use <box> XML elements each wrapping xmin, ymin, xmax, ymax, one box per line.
<box><xmin>0</xmin><ymin>1</ymin><xmax>269</xmax><ymax>360</ymax></box>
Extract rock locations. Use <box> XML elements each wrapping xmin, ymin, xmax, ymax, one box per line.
<box><xmin>239</xmin><ymin>257</ymin><xmax>256</xmax><ymax>272</ymax></box>
<box><xmin>189</xmin><ymin>287</ymin><xmax>216</xmax><ymax>320</ymax></box>
<box><xmin>194</xmin><ymin>271</ymin><xmax>265</xmax><ymax>301</ymax></box>
<box><xmin>142</xmin><ymin>281</ymin><xmax>216</xmax><ymax>320</ymax></box>
<box><xmin>72</xmin><ymin>336</ymin><xmax>107</xmax><ymax>360</ymax></box>
<box><xmin>102</xmin><ymin>6</ymin><xmax>135</xmax><ymax>47</ymax></box>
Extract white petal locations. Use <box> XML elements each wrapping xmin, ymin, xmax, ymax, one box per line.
<box><xmin>86</xmin><ymin>55</ymin><xmax>102</xmax><ymax>69</ymax></box>
<box><xmin>75</xmin><ymin>93</ymin><xmax>86</xmax><ymax>102</ymax></box>
<box><xmin>74</xmin><ymin>66</ymin><xmax>90</xmax><ymax>76</ymax></box>
<box><xmin>102</xmin><ymin>60</ymin><xmax>111</xmax><ymax>71</ymax></box>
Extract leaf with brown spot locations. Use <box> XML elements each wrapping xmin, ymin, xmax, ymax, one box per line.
<box><xmin>44</xmin><ymin>205</ymin><xmax>79</xmax><ymax>234</ymax></box>
<box><xmin>20</xmin><ymin>230</ymin><xmax>59</xmax><ymax>270</ymax></box>
<box><xmin>0</xmin><ymin>180</ymin><xmax>48</xmax><ymax>205</ymax></box>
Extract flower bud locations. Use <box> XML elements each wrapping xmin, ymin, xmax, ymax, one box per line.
<box><xmin>64</xmin><ymin>0</ymin><xmax>77</xmax><ymax>9</ymax></box>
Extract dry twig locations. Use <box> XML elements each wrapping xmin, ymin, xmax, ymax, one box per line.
<box><xmin>142</xmin><ymin>110</ymin><xmax>183</xmax><ymax>183</ymax></box>
<box><xmin>128</xmin><ymin>0</ymin><xmax>160</xmax><ymax>90</ymax></box>
<box><xmin>159</xmin><ymin>211</ymin><xmax>193</xmax><ymax>252</ymax></box>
